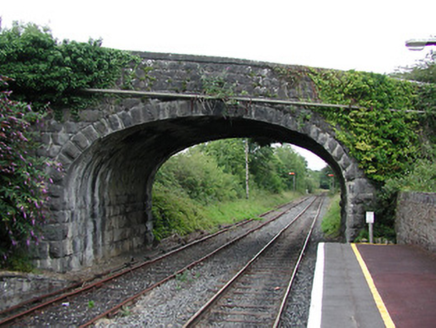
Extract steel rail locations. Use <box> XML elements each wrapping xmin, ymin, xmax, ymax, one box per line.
<box><xmin>182</xmin><ymin>196</ymin><xmax>319</xmax><ymax>328</ymax></box>
<box><xmin>272</xmin><ymin>196</ymin><xmax>324</xmax><ymax>327</ymax></box>
<box><xmin>0</xmin><ymin>198</ymin><xmax>305</xmax><ymax>326</ymax></box>
<box><xmin>0</xmin><ymin>218</ymin><xmax>259</xmax><ymax>326</ymax></box>
<box><xmin>78</xmin><ymin>197</ymin><xmax>310</xmax><ymax>327</ymax></box>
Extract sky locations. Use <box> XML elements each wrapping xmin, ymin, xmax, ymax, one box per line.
<box><xmin>2</xmin><ymin>0</ymin><xmax>435</xmax><ymax>170</ymax></box>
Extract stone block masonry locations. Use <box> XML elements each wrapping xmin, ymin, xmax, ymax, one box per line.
<box><xmin>31</xmin><ymin>52</ymin><xmax>376</xmax><ymax>272</ymax></box>
<box><xmin>396</xmin><ymin>192</ymin><xmax>436</xmax><ymax>252</ymax></box>
<box><xmin>0</xmin><ymin>271</ymin><xmax>69</xmax><ymax>311</ymax></box>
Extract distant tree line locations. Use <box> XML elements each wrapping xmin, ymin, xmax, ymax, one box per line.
<box><xmin>151</xmin><ymin>139</ymin><xmax>329</xmax><ymax>240</ymax></box>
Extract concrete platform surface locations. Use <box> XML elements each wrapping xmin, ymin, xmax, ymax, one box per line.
<box><xmin>308</xmin><ymin>243</ymin><xmax>436</xmax><ymax>328</ymax></box>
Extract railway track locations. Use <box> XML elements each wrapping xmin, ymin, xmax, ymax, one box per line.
<box><xmin>0</xmin><ymin>196</ymin><xmax>311</xmax><ymax>327</ymax></box>
<box><xmin>183</xmin><ymin>196</ymin><xmax>323</xmax><ymax>327</ymax></box>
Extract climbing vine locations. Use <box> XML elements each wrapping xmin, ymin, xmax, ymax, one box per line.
<box><xmin>307</xmin><ymin>69</ymin><xmax>421</xmax><ymax>183</ymax></box>
<box><xmin>200</xmin><ymin>73</ymin><xmax>240</xmax><ymax>106</ymax></box>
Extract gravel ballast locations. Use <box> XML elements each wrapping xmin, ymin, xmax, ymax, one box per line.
<box><xmin>95</xmin><ymin>196</ymin><xmax>332</xmax><ymax>327</ymax></box>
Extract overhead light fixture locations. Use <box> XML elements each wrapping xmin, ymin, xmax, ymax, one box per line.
<box><xmin>405</xmin><ymin>38</ymin><xmax>436</xmax><ymax>51</ymax></box>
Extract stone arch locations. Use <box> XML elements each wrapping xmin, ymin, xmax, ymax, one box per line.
<box><xmin>38</xmin><ymin>99</ymin><xmax>375</xmax><ymax>271</ymax></box>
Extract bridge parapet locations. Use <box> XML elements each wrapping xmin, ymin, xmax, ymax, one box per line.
<box><xmin>124</xmin><ymin>52</ymin><xmax>317</xmax><ymax>102</ymax></box>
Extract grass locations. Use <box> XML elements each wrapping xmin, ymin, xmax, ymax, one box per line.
<box><xmin>321</xmin><ymin>193</ymin><xmax>341</xmax><ymax>238</ymax></box>
<box><xmin>152</xmin><ymin>188</ymin><xmax>301</xmax><ymax>240</ymax></box>
<box><xmin>203</xmin><ymin>190</ymin><xmax>299</xmax><ymax>228</ymax></box>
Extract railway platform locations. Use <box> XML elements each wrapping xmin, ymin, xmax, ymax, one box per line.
<box><xmin>308</xmin><ymin>242</ymin><xmax>436</xmax><ymax>328</ymax></box>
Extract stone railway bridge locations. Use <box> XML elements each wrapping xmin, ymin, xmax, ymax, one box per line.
<box><xmin>36</xmin><ymin>52</ymin><xmax>375</xmax><ymax>272</ymax></box>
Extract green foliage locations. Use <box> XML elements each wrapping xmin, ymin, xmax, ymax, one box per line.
<box><xmin>151</xmin><ymin>183</ymin><xmax>210</xmax><ymax>241</ymax></box>
<box><xmin>393</xmin><ymin>50</ymin><xmax>436</xmax><ymax>84</ymax></box>
<box><xmin>392</xmin><ymin>51</ymin><xmax>436</xmax><ymax>144</ymax></box>
<box><xmin>200</xmin><ymin>139</ymin><xmax>246</xmax><ymax>185</ymax></box>
<box><xmin>202</xmin><ymin>190</ymin><xmax>298</xmax><ymax>226</ymax></box>
<box><xmin>321</xmin><ymin>193</ymin><xmax>341</xmax><ymax>238</ymax></box>
<box><xmin>200</xmin><ymin>73</ymin><xmax>238</xmax><ymax>105</ymax></box>
<box><xmin>308</xmin><ymin>69</ymin><xmax>421</xmax><ymax>182</ymax></box>
<box><xmin>202</xmin><ymin>139</ymin><xmax>313</xmax><ymax>194</ymax></box>
<box><xmin>363</xmin><ymin>52</ymin><xmax>436</xmax><ymax>241</ymax></box>
<box><xmin>274</xmin><ymin>144</ymin><xmax>311</xmax><ymax>192</ymax></box>
<box><xmin>120</xmin><ymin>306</ymin><xmax>132</xmax><ymax>317</ymax></box>
<box><xmin>319</xmin><ymin>166</ymin><xmax>338</xmax><ymax>193</ymax></box>
<box><xmin>201</xmin><ymin>74</ymin><xmax>234</xmax><ymax>97</ymax></box>
<box><xmin>155</xmin><ymin>147</ymin><xmax>243</xmax><ymax>204</ymax></box>
<box><xmin>0</xmin><ymin>76</ymin><xmax>57</xmax><ymax>263</ymax></box>
<box><xmin>1</xmin><ymin>248</ymin><xmax>35</xmax><ymax>272</ymax></box>
<box><xmin>249</xmin><ymin>141</ymin><xmax>284</xmax><ymax>193</ymax></box>
<box><xmin>152</xmin><ymin>140</ymin><xmax>312</xmax><ymax>241</ymax></box>
<box><xmin>393</xmin><ymin>158</ymin><xmax>436</xmax><ymax>192</ymax></box>
<box><xmin>364</xmin><ymin>157</ymin><xmax>436</xmax><ymax>243</ymax></box>
<box><xmin>0</xmin><ymin>22</ymin><xmax>139</xmax><ymax>114</ymax></box>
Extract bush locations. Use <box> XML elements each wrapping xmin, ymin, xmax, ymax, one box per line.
<box><xmin>0</xmin><ymin>76</ymin><xmax>58</xmax><ymax>263</ymax></box>
<box><xmin>151</xmin><ymin>183</ymin><xmax>210</xmax><ymax>240</ymax></box>
<box><xmin>155</xmin><ymin>148</ymin><xmax>244</xmax><ymax>204</ymax></box>
<box><xmin>0</xmin><ymin>22</ymin><xmax>139</xmax><ymax>115</ymax></box>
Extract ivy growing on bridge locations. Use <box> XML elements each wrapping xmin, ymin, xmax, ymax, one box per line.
<box><xmin>306</xmin><ymin>69</ymin><xmax>421</xmax><ymax>183</ymax></box>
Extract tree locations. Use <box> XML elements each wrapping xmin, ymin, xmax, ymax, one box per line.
<box><xmin>155</xmin><ymin>146</ymin><xmax>243</xmax><ymax>203</ymax></box>
<box><xmin>319</xmin><ymin>166</ymin><xmax>337</xmax><ymax>191</ymax></box>
<box><xmin>201</xmin><ymin>139</ymin><xmax>247</xmax><ymax>185</ymax></box>
<box><xmin>394</xmin><ymin>50</ymin><xmax>436</xmax><ymax>83</ymax></box>
<box><xmin>392</xmin><ymin>49</ymin><xmax>436</xmax><ymax>144</ymax></box>
<box><xmin>248</xmin><ymin>141</ymin><xmax>283</xmax><ymax>193</ymax></box>
<box><xmin>274</xmin><ymin>144</ymin><xmax>309</xmax><ymax>192</ymax></box>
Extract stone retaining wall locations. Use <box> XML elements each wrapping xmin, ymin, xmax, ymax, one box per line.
<box><xmin>0</xmin><ymin>272</ymin><xmax>69</xmax><ymax>311</ymax></box>
<box><xmin>396</xmin><ymin>191</ymin><xmax>436</xmax><ymax>252</ymax></box>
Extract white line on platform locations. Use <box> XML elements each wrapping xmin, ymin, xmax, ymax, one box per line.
<box><xmin>307</xmin><ymin>242</ymin><xmax>325</xmax><ymax>328</ymax></box>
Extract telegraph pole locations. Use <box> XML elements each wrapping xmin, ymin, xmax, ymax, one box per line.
<box><xmin>245</xmin><ymin>139</ymin><xmax>249</xmax><ymax>199</ymax></box>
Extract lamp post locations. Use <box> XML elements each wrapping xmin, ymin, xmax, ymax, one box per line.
<box><xmin>405</xmin><ymin>38</ymin><xmax>436</xmax><ymax>51</ymax></box>
<box><xmin>289</xmin><ymin>172</ymin><xmax>296</xmax><ymax>191</ymax></box>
